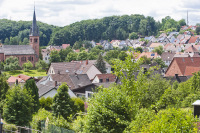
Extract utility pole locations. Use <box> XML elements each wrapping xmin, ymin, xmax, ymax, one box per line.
<box><xmin>187</xmin><ymin>10</ymin><xmax>189</xmax><ymax>26</ymax></box>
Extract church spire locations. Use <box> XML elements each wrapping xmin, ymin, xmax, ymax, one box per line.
<box><xmin>30</xmin><ymin>6</ymin><xmax>39</xmax><ymax>36</ymax></box>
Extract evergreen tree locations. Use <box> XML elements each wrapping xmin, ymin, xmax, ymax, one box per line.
<box><xmin>52</xmin><ymin>83</ymin><xmax>73</xmax><ymax>120</ymax></box>
<box><xmin>24</xmin><ymin>79</ymin><xmax>40</xmax><ymax>113</ymax></box>
<box><xmin>3</xmin><ymin>85</ymin><xmax>33</xmax><ymax>126</ymax></box>
<box><xmin>95</xmin><ymin>53</ymin><xmax>106</xmax><ymax>73</ymax></box>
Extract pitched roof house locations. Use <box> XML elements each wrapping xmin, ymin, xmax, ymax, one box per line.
<box><xmin>188</xmin><ymin>36</ymin><xmax>199</xmax><ymax>44</ymax></box>
<box><xmin>161</xmin><ymin>52</ymin><xmax>176</xmax><ymax>66</ymax></box>
<box><xmin>165</xmin><ymin>57</ymin><xmax>200</xmax><ymax>77</ymax></box>
<box><xmin>7</xmin><ymin>74</ymin><xmax>32</xmax><ymax>86</ymax></box>
<box><xmin>92</xmin><ymin>74</ymin><xmax>116</xmax><ymax>83</ymax></box>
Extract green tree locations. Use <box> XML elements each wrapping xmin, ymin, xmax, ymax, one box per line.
<box><xmin>39</xmin><ymin>97</ymin><xmax>53</xmax><ymax>111</ymax></box>
<box><xmin>196</xmin><ymin>27</ymin><xmax>200</xmax><ymax>35</ymax></box>
<box><xmin>152</xmin><ymin>45</ymin><xmax>164</xmax><ymax>55</ymax></box>
<box><xmin>24</xmin><ymin>79</ymin><xmax>40</xmax><ymax>113</ymax></box>
<box><xmin>129</xmin><ymin>32</ymin><xmax>138</xmax><ymax>39</ymax></box>
<box><xmin>140</xmin><ymin>55</ymin><xmax>151</xmax><ymax>64</ymax></box>
<box><xmin>143</xmin><ymin>108</ymin><xmax>198</xmax><ymax>132</ymax></box>
<box><xmin>153</xmin><ymin>57</ymin><xmax>167</xmax><ymax>68</ymax></box>
<box><xmin>118</xmin><ymin>51</ymin><xmax>128</xmax><ymax>61</ymax></box>
<box><xmin>35</xmin><ymin>59</ymin><xmax>48</xmax><ymax>72</ymax></box>
<box><xmin>59</xmin><ymin>47</ymin><xmax>73</xmax><ymax>61</ymax></box>
<box><xmin>135</xmin><ymin>47</ymin><xmax>143</xmax><ymax>53</ymax></box>
<box><xmin>71</xmin><ymin>97</ymin><xmax>85</xmax><ymax>113</ymax></box>
<box><xmin>22</xmin><ymin>60</ymin><xmax>33</xmax><ymax>72</ymax></box>
<box><xmin>4</xmin><ymin>56</ymin><xmax>20</xmax><ymax>71</ymax></box>
<box><xmin>77</xmin><ymin>51</ymin><xmax>88</xmax><ymax>60</ymax></box>
<box><xmin>95</xmin><ymin>53</ymin><xmax>106</xmax><ymax>73</ymax></box>
<box><xmin>52</xmin><ymin>83</ymin><xmax>73</xmax><ymax>120</ymax></box>
<box><xmin>84</xmin><ymin>87</ymin><xmax>135</xmax><ymax>133</ymax></box>
<box><xmin>66</xmin><ymin>52</ymin><xmax>77</xmax><ymax>62</ymax></box>
<box><xmin>0</xmin><ymin>74</ymin><xmax>9</xmax><ymax>114</ymax></box>
<box><xmin>50</xmin><ymin>50</ymin><xmax>61</xmax><ymax>63</ymax></box>
<box><xmin>3</xmin><ymin>85</ymin><xmax>33</xmax><ymax>126</ymax></box>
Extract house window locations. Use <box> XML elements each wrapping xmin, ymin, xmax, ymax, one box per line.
<box><xmin>28</xmin><ymin>57</ymin><xmax>31</xmax><ymax>61</ymax></box>
<box><xmin>30</xmin><ymin>39</ymin><xmax>32</xmax><ymax>42</ymax></box>
<box><xmin>106</xmin><ymin>78</ymin><xmax>109</xmax><ymax>82</ymax></box>
<box><xmin>34</xmin><ymin>39</ymin><xmax>38</xmax><ymax>43</ymax></box>
<box><xmin>21</xmin><ymin>57</ymin><xmax>26</xmax><ymax>62</ymax></box>
<box><xmin>99</xmin><ymin>79</ymin><xmax>103</xmax><ymax>83</ymax></box>
<box><xmin>45</xmin><ymin>57</ymin><xmax>47</xmax><ymax>60</ymax></box>
<box><xmin>32</xmin><ymin>57</ymin><xmax>33</xmax><ymax>61</ymax></box>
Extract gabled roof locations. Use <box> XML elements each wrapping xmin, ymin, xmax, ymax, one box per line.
<box><xmin>185</xmin><ymin>45</ymin><xmax>199</xmax><ymax>53</ymax></box>
<box><xmin>188</xmin><ymin>36</ymin><xmax>199</xmax><ymax>43</ymax></box>
<box><xmin>166</xmin><ymin>57</ymin><xmax>200</xmax><ymax>76</ymax></box>
<box><xmin>161</xmin><ymin>52</ymin><xmax>176</xmax><ymax>61</ymax></box>
<box><xmin>95</xmin><ymin>74</ymin><xmax>116</xmax><ymax>82</ymax></box>
<box><xmin>149</xmin><ymin>43</ymin><xmax>163</xmax><ymax>48</ymax></box>
<box><xmin>62</xmin><ymin>44</ymin><xmax>70</xmax><ymax>49</ymax></box>
<box><xmin>136</xmin><ymin>52</ymin><xmax>159</xmax><ymax>59</ymax></box>
<box><xmin>49</xmin><ymin>74</ymin><xmax>92</xmax><ymax>90</ymax></box>
<box><xmin>7</xmin><ymin>74</ymin><xmax>32</xmax><ymax>83</ymax></box>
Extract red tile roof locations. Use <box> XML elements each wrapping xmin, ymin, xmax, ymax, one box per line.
<box><xmin>184</xmin><ymin>66</ymin><xmax>200</xmax><ymax>76</ymax></box>
<box><xmin>7</xmin><ymin>74</ymin><xmax>31</xmax><ymax>83</ymax></box>
<box><xmin>188</xmin><ymin>36</ymin><xmax>198</xmax><ymax>43</ymax></box>
<box><xmin>165</xmin><ymin>57</ymin><xmax>200</xmax><ymax>76</ymax></box>
<box><xmin>62</xmin><ymin>44</ymin><xmax>70</xmax><ymax>49</ymax></box>
<box><xmin>95</xmin><ymin>74</ymin><xmax>116</xmax><ymax>82</ymax></box>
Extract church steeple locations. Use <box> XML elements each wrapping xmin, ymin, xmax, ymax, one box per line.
<box><xmin>30</xmin><ymin>7</ymin><xmax>39</xmax><ymax>36</ymax></box>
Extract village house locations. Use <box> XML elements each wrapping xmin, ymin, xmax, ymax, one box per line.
<box><xmin>0</xmin><ymin>9</ymin><xmax>39</xmax><ymax>66</ymax></box>
<box><xmin>7</xmin><ymin>74</ymin><xmax>33</xmax><ymax>86</ymax></box>
<box><xmin>165</xmin><ymin>57</ymin><xmax>200</xmax><ymax>77</ymax></box>
<box><xmin>161</xmin><ymin>52</ymin><xmax>176</xmax><ymax>66</ymax></box>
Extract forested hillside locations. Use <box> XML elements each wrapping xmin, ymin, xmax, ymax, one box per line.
<box><xmin>0</xmin><ymin>15</ymin><xmax>186</xmax><ymax>46</ymax></box>
<box><xmin>0</xmin><ymin>19</ymin><xmax>57</xmax><ymax>46</ymax></box>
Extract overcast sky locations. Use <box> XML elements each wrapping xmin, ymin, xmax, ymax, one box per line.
<box><xmin>0</xmin><ymin>0</ymin><xmax>200</xmax><ymax>27</ymax></box>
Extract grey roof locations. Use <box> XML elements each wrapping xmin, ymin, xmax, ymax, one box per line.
<box><xmin>49</xmin><ymin>74</ymin><xmax>92</xmax><ymax>90</ymax></box>
<box><xmin>2</xmin><ymin>45</ymin><xmax>35</xmax><ymax>55</ymax></box>
<box><xmin>30</xmin><ymin>8</ymin><xmax>39</xmax><ymax>36</ymax></box>
<box><xmin>161</xmin><ymin>52</ymin><xmax>176</xmax><ymax>61</ymax></box>
<box><xmin>37</xmin><ymin>77</ymin><xmax>58</xmax><ymax>97</ymax></box>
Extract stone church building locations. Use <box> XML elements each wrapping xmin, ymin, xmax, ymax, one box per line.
<box><xmin>0</xmin><ymin>9</ymin><xmax>40</xmax><ymax>66</ymax></box>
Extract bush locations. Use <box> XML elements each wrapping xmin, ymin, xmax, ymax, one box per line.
<box><xmin>39</xmin><ymin>97</ymin><xmax>53</xmax><ymax>111</ymax></box>
<box><xmin>71</xmin><ymin>97</ymin><xmax>84</xmax><ymax>114</ymax></box>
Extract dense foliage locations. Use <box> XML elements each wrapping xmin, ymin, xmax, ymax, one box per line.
<box><xmin>4</xmin><ymin>56</ymin><xmax>20</xmax><ymax>71</ymax></box>
<box><xmin>3</xmin><ymin>85</ymin><xmax>33</xmax><ymax>126</ymax></box>
<box><xmin>24</xmin><ymin>79</ymin><xmax>40</xmax><ymax>113</ymax></box>
<box><xmin>52</xmin><ymin>83</ymin><xmax>74</xmax><ymax>120</ymax></box>
<box><xmin>0</xmin><ymin>19</ymin><xmax>56</xmax><ymax>46</ymax></box>
<box><xmin>0</xmin><ymin>15</ymin><xmax>186</xmax><ymax>46</ymax></box>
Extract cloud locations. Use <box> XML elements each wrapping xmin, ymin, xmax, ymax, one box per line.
<box><xmin>0</xmin><ymin>0</ymin><xmax>199</xmax><ymax>26</ymax></box>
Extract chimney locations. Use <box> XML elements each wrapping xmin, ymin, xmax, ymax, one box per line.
<box><xmin>86</xmin><ymin>60</ymin><xmax>88</xmax><ymax>65</ymax></box>
<box><xmin>175</xmin><ymin>74</ymin><xmax>181</xmax><ymax>83</ymax></box>
<box><xmin>55</xmin><ymin>81</ymin><xmax>57</xmax><ymax>87</ymax></box>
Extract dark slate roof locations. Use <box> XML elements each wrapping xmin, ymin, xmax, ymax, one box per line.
<box><xmin>161</xmin><ymin>52</ymin><xmax>176</xmax><ymax>61</ymax></box>
<box><xmin>30</xmin><ymin>8</ymin><xmax>39</xmax><ymax>36</ymax></box>
<box><xmin>69</xmin><ymin>74</ymin><xmax>92</xmax><ymax>89</ymax></box>
<box><xmin>36</xmin><ymin>77</ymin><xmax>58</xmax><ymax>97</ymax></box>
<box><xmin>49</xmin><ymin>74</ymin><xmax>92</xmax><ymax>90</ymax></box>
<box><xmin>2</xmin><ymin>45</ymin><xmax>35</xmax><ymax>55</ymax></box>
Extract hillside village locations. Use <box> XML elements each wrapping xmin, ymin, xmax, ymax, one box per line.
<box><xmin>2</xmin><ymin>7</ymin><xmax>200</xmax><ymax>133</ymax></box>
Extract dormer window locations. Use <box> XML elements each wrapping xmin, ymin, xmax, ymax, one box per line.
<box><xmin>99</xmin><ymin>79</ymin><xmax>103</xmax><ymax>83</ymax></box>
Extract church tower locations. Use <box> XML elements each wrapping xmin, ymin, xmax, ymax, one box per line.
<box><xmin>30</xmin><ymin>7</ymin><xmax>39</xmax><ymax>62</ymax></box>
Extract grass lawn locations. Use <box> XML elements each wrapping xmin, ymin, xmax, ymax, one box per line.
<box><xmin>4</xmin><ymin>70</ymin><xmax>47</xmax><ymax>77</ymax></box>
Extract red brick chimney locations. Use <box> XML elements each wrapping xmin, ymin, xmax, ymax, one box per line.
<box><xmin>86</xmin><ymin>60</ymin><xmax>88</xmax><ymax>65</ymax></box>
<box><xmin>55</xmin><ymin>81</ymin><xmax>57</xmax><ymax>87</ymax></box>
